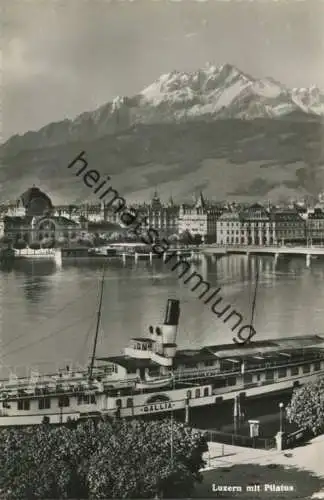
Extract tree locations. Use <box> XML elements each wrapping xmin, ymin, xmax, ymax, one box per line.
<box><xmin>76</xmin><ymin>238</ymin><xmax>93</xmax><ymax>247</ymax></box>
<box><xmin>55</xmin><ymin>237</ymin><xmax>69</xmax><ymax>248</ymax></box>
<box><xmin>13</xmin><ymin>239</ymin><xmax>27</xmax><ymax>250</ymax></box>
<box><xmin>179</xmin><ymin>230</ymin><xmax>193</xmax><ymax>246</ymax></box>
<box><xmin>191</xmin><ymin>234</ymin><xmax>203</xmax><ymax>246</ymax></box>
<box><xmin>0</xmin><ymin>418</ymin><xmax>207</xmax><ymax>499</ymax></box>
<box><xmin>286</xmin><ymin>376</ymin><xmax>324</xmax><ymax>436</ymax></box>
<box><xmin>29</xmin><ymin>241</ymin><xmax>41</xmax><ymax>250</ymax></box>
<box><xmin>0</xmin><ymin>236</ymin><xmax>12</xmax><ymax>247</ymax></box>
<box><xmin>87</xmin><ymin>419</ymin><xmax>207</xmax><ymax>499</ymax></box>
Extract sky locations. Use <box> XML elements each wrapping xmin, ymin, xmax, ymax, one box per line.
<box><xmin>2</xmin><ymin>0</ymin><xmax>324</xmax><ymax>141</ymax></box>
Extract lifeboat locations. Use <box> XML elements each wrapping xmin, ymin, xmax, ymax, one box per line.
<box><xmin>136</xmin><ymin>375</ymin><xmax>173</xmax><ymax>390</ymax></box>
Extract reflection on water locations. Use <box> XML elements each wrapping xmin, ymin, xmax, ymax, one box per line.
<box><xmin>0</xmin><ymin>254</ymin><xmax>324</xmax><ymax>377</ymax></box>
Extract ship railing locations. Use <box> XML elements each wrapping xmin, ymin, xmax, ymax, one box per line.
<box><xmin>102</xmin><ymin>379</ymin><xmax>137</xmax><ymax>390</ymax></box>
<box><xmin>0</xmin><ymin>370</ymin><xmax>89</xmax><ymax>388</ymax></box>
<box><xmin>143</xmin><ymin>374</ymin><xmax>173</xmax><ymax>382</ymax></box>
<box><xmin>173</xmin><ymin>354</ymin><xmax>324</xmax><ymax>382</ymax></box>
<box><xmin>0</xmin><ymin>377</ymin><xmax>108</xmax><ymax>400</ymax></box>
<box><xmin>0</xmin><ymin>373</ymin><xmax>139</xmax><ymax>398</ymax></box>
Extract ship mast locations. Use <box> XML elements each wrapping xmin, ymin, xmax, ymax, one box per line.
<box><xmin>89</xmin><ymin>265</ymin><xmax>106</xmax><ymax>380</ymax></box>
<box><xmin>250</xmin><ymin>257</ymin><xmax>259</xmax><ymax>329</ymax></box>
<box><xmin>235</xmin><ymin>258</ymin><xmax>260</xmax><ymax>432</ymax></box>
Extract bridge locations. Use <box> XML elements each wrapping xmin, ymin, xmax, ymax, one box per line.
<box><xmin>202</xmin><ymin>244</ymin><xmax>324</xmax><ymax>267</ymax></box>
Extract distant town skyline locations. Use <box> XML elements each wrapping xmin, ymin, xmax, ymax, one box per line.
<box><xmin>3</xmin><ymin>0</ymin><xmax>324</xmax><ymax>141</ymax></box>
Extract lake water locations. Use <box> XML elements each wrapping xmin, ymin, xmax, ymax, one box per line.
<box><xmin>1</xmin><ymin>254</ymin><xmax>324</xmax><ymax>379</ymax></box>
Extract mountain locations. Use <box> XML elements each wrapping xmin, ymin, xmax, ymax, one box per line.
<box><xmin>1</xmin><ymin>64</ymin><xmax>324</xmax><ymax>203</ymax></box>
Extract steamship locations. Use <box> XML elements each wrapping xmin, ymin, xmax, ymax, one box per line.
<box><xmin>1</xmin><ymin>269</ymin><xmax>324</xmax><ymax>426</ymax></box>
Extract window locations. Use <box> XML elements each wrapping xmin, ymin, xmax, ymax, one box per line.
<box><xmin>278</xmin><ymin>368</ymin><xmax>287</xmax><ymax>378</ymax></box>
<box><xmin>18</xmin><ymin>399</ymin><xmax>30</xmax><ymax>411</ymax></box>
<box><xmin>116</xmin><ymin>398</ymin><xmax>122</xmax><ymax>408</ymax></box>
<box><xmin>291</xmin><ymin>366</ymin><xmax>299</xmax><ymax>376</ymax></box>
<box><xmin>314</xmin><ymin>362</ymin><xmax>321</xmax><ymax>371</ymax></box>
<box><xmin>58</xmin><ymin>396</ymin><xmax>70</xmax><ymax>407</ymax></box>
<box><xmin>203</xmin><ymin>387</ymin><xmax>209</xmax><ymax>397</ymax></box>
<box><xmin>243</xmin><ymin>374</ymin><xmax>253</xmax><ymax>384</ymax></box>
<box><xmin>38</xmin><ymin>398</ymin><xmax>51</xmax><ymax>410</ymax></box>
<box><xmin>126</xmin><ymin>398</ymin><xmax>133</xmax><ymax>408</ymax></box>
<box><xmin>195</xmin><ymin>388</ymin><xmax>201</xmax><ymax>398</ymax></box>
<box><xmin>81</xmin><ymin>394</ymin><xmax>89</xmax><ymax>404</ymax></box>
<box><xmin>265</xmin><ymin>370</ymin><xmax>274</xmax><ymax>381</ymax></box>
<box><xmin>186</xmin><ymin>390</ymin><xmax>192</xmax><ymax>399</ymax></box>
<box><xmin>205</xmin><ymin>360</ymin><xmax>214</xmax><ymax>367</ymax></box>
<box><xmin>77</xmin><ymin>394</ymin><xmax>97</xmax><ymax>405</ymax></box>
<box><xmin>302</xmin><ymin>364</ymin><xmax>310</xmax><ymax>374</ymax></box>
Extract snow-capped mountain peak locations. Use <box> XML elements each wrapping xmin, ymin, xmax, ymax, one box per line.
<box><xmin>2</xmin><ymin>63</ymin><xmax>323</xmax><ymax>154</ymax></box>
<box><xmin>137</xmin><ymin>64</ymin><xmax>324</xmax><ymax>120</ymax></box>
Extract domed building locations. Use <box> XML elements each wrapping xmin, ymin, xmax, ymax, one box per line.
<box><xmin>19</xmin><ymin>185</ymin><xmax>53</xmax><ymax>217</ymax></box>
<box><xmin>2</xmin><ymin>186</ymin><xmax>82</xmax><ymax>246</ymax></box>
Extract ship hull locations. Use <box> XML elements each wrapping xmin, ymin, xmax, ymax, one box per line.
<box><xmin>0</xmin><ymin>370</ymin><xmax>320</xmax><ymax>427</ymax></box>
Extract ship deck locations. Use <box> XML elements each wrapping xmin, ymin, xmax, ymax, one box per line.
<box><xmin>98</xmin><ymin>335</ymin><xmax>324</xmax><ymax>374</ymax></box>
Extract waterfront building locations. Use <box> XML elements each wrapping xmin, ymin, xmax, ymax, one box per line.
<box><xmin>178</xmin><ymin>192</ymin><xmax>218</xmax><ymax>242</ymax></box>
<box><xmin>217</xmin><ymin>205</ymin><xmax>306</xmax><ymax>246</ymax></box>
<box><xmin>240</xmin><ymin>204</ymin><xmax>275</xmax><ymax>245</ymax></box>
<box><xmin>1</xmin><ymin>187</ymin><xmax>81</xmax><ymax>245</ymax></box>
<box><xmin>270</xmin><ymin>209</ymin><xmax>306</xmax><ymax>245</ymax></box>
<box><xmin>306</xmin><ymin>208</ymin><xmax>324</xmax><ymax>244</ymax></box>
<box><xmin>129</xmin><ymin>192</ymin><xmax>179</xmax><ymax>237</ymax></box>
<box><xmin>85</xmin><ymin>204</ymin><xmax>104</xmax><ymax>222</ymax></box>
<box><xmin>53</xmin><ymin>205</ymin><xmax>80</xmax><ymax>222</ymax></box>
<box><xmin>216</xmin><ymin>204</ymin><xmax>274</xmax><ymax>245</ymax></box>
<box><xmin>216</xmin><ymin>209</ymin><xmax>241</xmax><ymax>245</ymax></box>
<box><xmin>143</xmin><ymin>192</ymin><xmax>179</xmax><ymax>236</ymax></box>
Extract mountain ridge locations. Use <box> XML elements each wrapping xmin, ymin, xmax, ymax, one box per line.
<box><xmin>2</xmin><ymin>64</ymin><xmax>324</xmax><ymax>155</ymax></box>
<box><xmin>1</xmin><ymin>64</ymin><xmax>324</xmax><ymax>204</ymax></box>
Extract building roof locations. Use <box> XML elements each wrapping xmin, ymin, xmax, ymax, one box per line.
<box><xmin>50</xmin><ymin>216</ymin><xmax>79</xmax><ymax>227</ymax></box>
<box><xmin>270</xmin><ymin>210</ymin><xmax>304</xmax><ymax>222</ymax></box>
<box><xmin>3</xmin><ymin>216</ymin><xmax>28</xmax><ymax>225</ymax></box>
<box><xmin>308</xmin><ymin>209</ymin><xmax>324</xmax><ymax>220</ymax></box>
<box><xmin>240</xmin><ymin>204</ymin><xmax>270</xmax><ymax>221</ymax></box>
<box><xmin>194</xmin><ymin>192</ymin><xmax>205</xmax><ymax>209</ymax></box>
<box><xmin>218</xmin><ymin>210</ymin><xmax>241</xmax><ymax>221</ymax></box>
<box><xmin>20</xmin><ymin>186</ymin><xmax>52</xmax><ymax>209</ymax></box>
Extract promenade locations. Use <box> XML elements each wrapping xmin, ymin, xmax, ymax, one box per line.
<box><xmin>203</xmin><ymin>244</ymin><xmax>324</xmax><ymax>267</ymax></box>
<box><xmin>197</xmin><ymin>435</ymin><xmax>324</xmax><ymax>499</ymax></box>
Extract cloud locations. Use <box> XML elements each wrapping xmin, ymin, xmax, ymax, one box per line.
<box><xmin>5</xmin><ymin>37</ymin><xmax>53</xmax><ymax>83</ymax></box>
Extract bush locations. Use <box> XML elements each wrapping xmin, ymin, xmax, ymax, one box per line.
<box><xmin>29</xmin><ymin>242</ymin><xmax>41</xmax><ymax>250</ymax></box>
<box><xmin>13</xmin><ymin>239</ymin><xmax>27</xmax><ymax>249</ymax></box>
<box><xmin>0</xmin><ymin>418</ymin><xmax>207</xmax><ymax>499</ymax></box>
<box><xmin>76</xmin><ymin>239</ymin><xmax>93</xmax><ymax>247</ymax></box>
